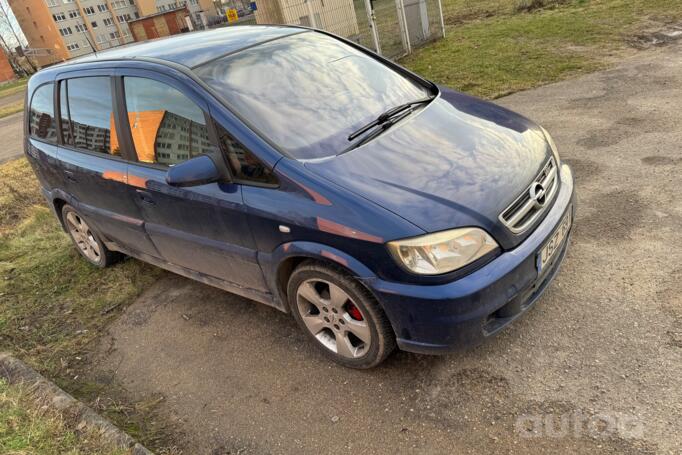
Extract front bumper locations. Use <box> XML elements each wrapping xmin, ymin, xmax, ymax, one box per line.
<box><xmin>363</xmin><ymin>164</ymin><xmax>576</xmax><ymax>354</ymax></box>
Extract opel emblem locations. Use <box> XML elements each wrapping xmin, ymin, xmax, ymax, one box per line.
<box><xmin>529</xmin><ymin>182</ymin><xmax>547</xmax><ymax>208</ymax></box>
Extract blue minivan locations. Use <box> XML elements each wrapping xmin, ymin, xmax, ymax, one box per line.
<box><xmin>25</xmin><ymin>26</ymin><xmax>575</xmax><ymax>368</ymax></box>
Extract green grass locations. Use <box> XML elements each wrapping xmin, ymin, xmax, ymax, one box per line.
<box><xmin>0</xmin><ymin>100</ymin><xmax>23</xmax><ymax>119</ymax></box>
<box><xmin>0</xmin><ymin>379</ymin><xmax>125</xmax><ymax>454</ymax></box>
<box><xmin>402</xmin><ymin>0</ymin><xmax>682</xmax><ymax>98</ymax></box>
<box><xmin>0</xmin><ymin>159</ymin><xmax>176</xmax><ymax>451</ymax></box>
<box><xmin>0</xmin><ymin>79</ymin><xmax>27</xmax><ymax>98</ymax></box>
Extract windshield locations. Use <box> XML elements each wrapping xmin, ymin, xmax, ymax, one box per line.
<box><xmin>194</xmin><ymin>31</ymin><xmax>431</xmax><ymax>160</ymax></box>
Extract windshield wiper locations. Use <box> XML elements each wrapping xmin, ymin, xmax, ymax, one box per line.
<box><xmin>347</xmin><ymin>96</ymin><xmax>436</xmax><ymax>142</ymax></box>
<box><xmin>341</xmin><ymin>109</ymin><xmax>415</xmax><ymax>154</ymax></box>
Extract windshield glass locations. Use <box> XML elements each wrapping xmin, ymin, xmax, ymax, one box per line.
<box><xmin>194</xmin><ymin>31</ymin><xmax>431</xmax><ymax>160</ymax></box>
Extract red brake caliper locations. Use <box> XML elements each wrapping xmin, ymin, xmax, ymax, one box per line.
<box><xmin>347</xmin><ymin>302</ymin><xmax>363</xmax><ymax>321</ymax></box>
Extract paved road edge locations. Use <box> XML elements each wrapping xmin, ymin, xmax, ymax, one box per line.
<box><xmin>0</xmin><ymin>351</ymin><xmax>153</xmax><ymax>455</ymax></box>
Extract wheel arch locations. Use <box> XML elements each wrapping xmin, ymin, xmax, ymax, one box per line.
<box><xmin>263</xmin><ymin>241</ymin><xmax>378</xmax><ymax>313</ymax></box>
<box><xmin>46</xmin><ymin>187</ymin><xmax>76</xmax><ymax>232</ymax></box>
<box><xmin>53</xmin><ymin>197</ymin><xmax>68</xmax><ymax>230</ymax></box>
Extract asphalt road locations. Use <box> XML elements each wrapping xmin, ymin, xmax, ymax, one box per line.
<box><xmin>0</xmin><ymin>112</ymin><xmax>24</xmax><ymax>164</ymax></box>
<box><xmin>95</xmin><ymin>44</ymin><xmax>682</xmax><ymax>455</ymax></box>
<box><xmin>0</xmin><ymin>90</ymin><xmax>24</xmax><ymax>108</ymax></box>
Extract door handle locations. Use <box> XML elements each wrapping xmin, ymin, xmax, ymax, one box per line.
<box><xmin>64</xmin><ymin>170</ymin><xmax>77</xmax><ymax>183</ymax></box>
<box><xmin>135</xmin><ymin>189</ymin><xmax>156</xmax><ymax>206</ymax></box>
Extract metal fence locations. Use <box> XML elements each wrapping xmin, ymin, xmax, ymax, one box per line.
<box><xmin>212</xmin><ymin>0</ymin><xmax>445</xmax><ymax>60</ymax></box>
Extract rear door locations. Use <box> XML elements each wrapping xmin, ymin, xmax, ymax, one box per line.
<box><xmin>55</xmin><ymin>72</ymin><xmax>159</xmax><ymax>257</ymax></box>
<box><xmin>117</xmin><ymin>69</ymin><xmax>269</xmax><ymax>294</ymax></box>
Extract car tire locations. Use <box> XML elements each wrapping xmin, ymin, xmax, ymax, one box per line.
<box><xmin>287</xmin><ymin>260</ymin><xmax>396</xmax><ymax>369</ymax></box>
<box><xmin>61</xmin><ymin>204</ymin><xmax>122</xmax><ymax>268</ymax></box>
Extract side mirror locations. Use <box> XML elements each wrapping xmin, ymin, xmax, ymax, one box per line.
<box><xmin>166</xmin><ymin>155</ymin><xmax>222</xmax><ymax>187</ymax></box>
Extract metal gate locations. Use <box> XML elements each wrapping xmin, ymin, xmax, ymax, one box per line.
<box><xmin>360</xmin><ymin>0</ymin><xmax>444</xmax><ymax>58</ymax></box>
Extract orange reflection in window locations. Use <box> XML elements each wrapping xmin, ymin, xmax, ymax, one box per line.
<box><xmin>110</xmin><ymin>111</ymin><xmax>165</xmax><ymax>161</ymax></box>
<box><xmin>128</xmin><ymin>111</ymin><xmax>165</xmax><ymax>163</ymax></box>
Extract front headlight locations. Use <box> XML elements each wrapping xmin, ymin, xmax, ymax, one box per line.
<box><xmin>541</xmin><ymin>126</ymin><xmax>561</xmax><ymax>165</ymax></box>
<box><xmin>387</xmin><ymin>228</ymin><xmax>499</xmax><ymax>275</ymax></box>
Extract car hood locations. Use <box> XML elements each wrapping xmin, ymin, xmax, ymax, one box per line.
<box><xmin>304</xmin><ymin>88</ymin><xmax>551</xmax><ymax>249</ymax></box>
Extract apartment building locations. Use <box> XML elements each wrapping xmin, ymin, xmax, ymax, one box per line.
<box><xmin>9</xmin><ymin>0</ymin><xmax>140</xmax><ymax>66</ymax></box>
<box><xmin>9</xmin><ymin>0</ymin><xmax>220</xmax><ymax>67</ymax></box>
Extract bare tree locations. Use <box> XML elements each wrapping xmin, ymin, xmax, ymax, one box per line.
<box><xmin>0</xmin><ymin>0</ymin><xmax>36</xmax><ymax>73</ymax></box>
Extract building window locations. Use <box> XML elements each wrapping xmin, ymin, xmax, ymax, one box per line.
<box><xmin>74</xmin><ymin>23</ymin><xmax>87</xmax><ymax>32</ymax></box>
<box><xmin>68</xmin><ymin>9</ymin><xmax>80</xmax><ymax>18</ymax></box>
<box><xmin>116</xmin><ymin>14</ymin><xmax>131</xmax><ymax>22</ymax></box>
<box><xmin>103</xmin><ymin>18</ymin><xmax>114</xmax><ymax>26</ymax></box>
<box><xmin>109</xmin><ymin>31</ymin><xmax>121</xmax><ymax>39</ymax></box>
<box><xmin>97</xmin><ymin>4</ymin><xmax>108</xmax><ymax>12</ymax></box>
<box><xmin>84</xmin><ymin>6</ymin><xmax>95</xmax><ymax>15</ymax></box>
<box><xmin>59</xmin><ymin>27</ymin><xmax>73</xmax><ymax>36</ymax></box>
<box><xmin>63</xmin><ymin>0</ymin><xmax>75</xmax><ymax>3</ymax></box>
<box><xmin>53</xmin><ymin>12</ymin><xmax>66</xmax><ymax>22</ymax></box>
<box><xmin>66</xmin><ymin>43</ymin><xmax>80</xmax><ymax>51</ymax></box>
<box><xmin>111</xmin><ymin>0</ymin><xmax>127</xmax><ymax>9</ymax></box>
<box><xmin>45</xmin><ymin>0</ymin><xmax>58</xmax><ymax>7</ymax></box>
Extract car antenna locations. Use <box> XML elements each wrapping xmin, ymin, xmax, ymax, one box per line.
<box><xmin>83</xmin><ymin>33</ymin><xmax>98</xmax><ymax>57</ymax></box>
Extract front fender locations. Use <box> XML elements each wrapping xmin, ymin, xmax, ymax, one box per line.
<box><xmin>258</xmin><ymin>241</ymin><xmax>378</xmax><ymax>312</ymax></box>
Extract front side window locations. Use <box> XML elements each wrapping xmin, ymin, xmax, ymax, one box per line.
<box><xmin>195</xmin><ymin>31</ymin><xmax>431</xmax><ymax>160</ymax></box>
<box><xmin>123</xmin><ymin>77</ymin><xmax>218</xmax><ymax>166</ymax></box>
<box><xmin>29</xmin><ymin>84</ymin><xmax>57</xmax><ymax>143</ymax></box>
<box><xmin>61</xmin><ymin>77</ymin><xmax>119</xmax><ymax>155</ymax></box>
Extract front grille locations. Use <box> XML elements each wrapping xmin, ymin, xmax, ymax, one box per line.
<box><xmin>499</xmin><ymin>157</ymin><xmax>558</xmax><ymax>234</ymax></box>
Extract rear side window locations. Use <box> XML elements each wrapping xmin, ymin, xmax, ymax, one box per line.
<box><xmin>29</xmin><ymin>84</ymin><xmax>57</xmax><ymax>143</ymax></box>
<box><xmin>122</xmin><ymin>77</ymin><xmax>218</xmax><ymax>166</ymax></box>
<box><xmin>60</xmin><ymin>77</ymin><xmax>120</xmax><ymax>155</ymax></box>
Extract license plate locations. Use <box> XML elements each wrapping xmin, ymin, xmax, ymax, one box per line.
<box><xmin>538</xmin><ymin>208</ymin><xmax>572</xmax><ymax>272</ymax></box>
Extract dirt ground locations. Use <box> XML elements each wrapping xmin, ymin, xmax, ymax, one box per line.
<box><xmin>94</xmin><ymin>44</ymin><xmax>682</xmax><ymax>454</ymax></box>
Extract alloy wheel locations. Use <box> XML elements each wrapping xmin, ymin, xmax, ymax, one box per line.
<box><xmin>296</xmin><ymin>279</ymin><xmax>372</xmax><ymax>359</ymax></box>
<box><xmin>66</xmin><ymin>211</ymin><xmax>101</xmax><ymax>263</ymax></box>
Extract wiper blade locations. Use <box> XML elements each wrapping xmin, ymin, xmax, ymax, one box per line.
<box><xmin>341</xmin><ymin>108</ymin><xmax>414</xmax><ymax>154</ymax></box>
<box><xmin>347</xmin><ymin>96</ymin><xmax>435</xmax><ymax>142</ymax></box>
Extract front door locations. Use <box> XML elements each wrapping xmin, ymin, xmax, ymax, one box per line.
<box><xmin>55</xmin><ymin>74</ymin><xmax>159</xmax><ymax>258</ymax></box>
<box><xmin>118</xmin><ymin>71</ymin><xmax>268</xmax><ymax>294</ymax></box>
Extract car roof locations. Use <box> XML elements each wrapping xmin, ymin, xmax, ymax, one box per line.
<box><xmin>66</xmin><ymin>25</ymin><xmax>305</xmax><ymax>69</ymax></box>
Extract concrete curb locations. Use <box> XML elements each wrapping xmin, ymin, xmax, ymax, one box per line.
<box><xmin>0</xmin><ymin>352</ymin><xmax>153</xmax><ymax>455</ymax></box>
